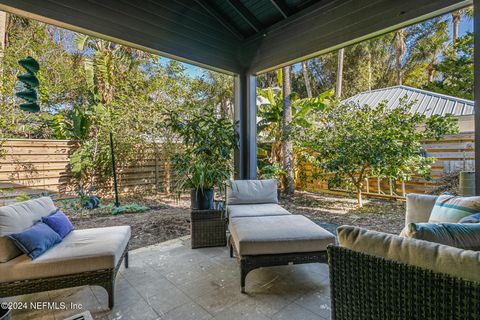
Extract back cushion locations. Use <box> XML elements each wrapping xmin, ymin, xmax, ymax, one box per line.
<box><xmin>429</xmin><ymin>195</ymin><xmax>480</xmax><ymax>223</ymax></box>
<box><xmin>405</xmin><ymin>193</ymin><xmax>438</xmax><ymax>225</ymax></box>
<box><xmin>0</xmin><ymin>197</ymin><xmax>56</xmax><ymax>262</ymax></box>
<box><xmin>337</xmin><ymin>225</ymin><xmax>480</xmax><ymax>283</ymax></box>
<box><xmin>226</xmin><ymin>180</ymin><xmax>278</xmax><ymax>205</ymax></box>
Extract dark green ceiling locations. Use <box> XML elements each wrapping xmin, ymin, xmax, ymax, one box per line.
<box><xmin>0</xmin><ymin>0</ymin><xmax>471</xmax><ymax>74</ymax></box>
<box><xmin>206</xmin><ymin>0</ymin><xmax>320</xmax><ymax>38</ymax></box>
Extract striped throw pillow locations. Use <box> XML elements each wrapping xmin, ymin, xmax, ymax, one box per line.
<box><xmin>429</xmin><ymin>195</ymin><xmax>480</xmax><ymax>223</ymax></box>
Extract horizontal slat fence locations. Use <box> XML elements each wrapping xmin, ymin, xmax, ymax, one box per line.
<box><xmin>297</xmin><ymin>132</ymin><xmax>475</xmax><ymax>197</ymax></box>
<box><xmin>0</xmin><ymin>133</ymin><xmax>475</xmax><ymax>201</ymax></box>
<box><xmin>0</xmin><ymin>139</ymin><xmax>174</xmax><ymax>200</ymax></box>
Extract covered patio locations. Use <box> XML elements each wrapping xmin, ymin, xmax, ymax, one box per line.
<box><xmin>0</xmin><ymin>0</ymin><xmax>478</xmax><ymax>320</ymax></box>
<box><xmin>9</xmin><ymin>237</ymin><xmax>331</xmax><ymax>320</ymax></box>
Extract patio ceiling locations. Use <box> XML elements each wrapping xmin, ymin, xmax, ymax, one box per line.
<box><xmin>0</xmin><ymin>0</ymin><xmax>471</xmax><ymax>75</ymax></box>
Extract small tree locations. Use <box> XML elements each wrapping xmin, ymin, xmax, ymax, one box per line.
<box><xmin>295</xmin><ymin>98</ymin><xmax>458</xmax><ymax>207</ymax></box>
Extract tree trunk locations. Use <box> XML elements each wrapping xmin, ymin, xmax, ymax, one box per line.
<box><xmin>452</xmin><ymin>10</ymin><xmax>461</xmax><ymax>42</ymax></box>
<box><xmin>395</xmin><ymin>29</ymin><xmax>405</xmax><ymax>86</ymax></box>
<box><xmin>282</xmin><ymin>66</ymin><xmax>295</xmax><ymax>195</ymax></box>
<box><xmin>357</xmin><ymin>188</ymin><xmax>363</xmax><ymax>208</ymax></box>
<box><xmin>367</xmin><ymin>50</ymin><xmax>372</xmax><ymax>91</ymax></box>
<box><xmin>335</xmin><ymin>48</ymin><xmax>344</xmax><ymax>98</ymax></box>
<box><xmin>427</xmin><ymin>56</ymin><xmax>437</xmax><ymax>83</ymax></box>
<box><xmin>0</xmin><ymin>11</ymin><xmax>7</xmax><ymax>83</ymax></box>
<box><xmin>301</xmin><ymin>61</ymin><xmax>312</xmax><ymax>98</ymax></box>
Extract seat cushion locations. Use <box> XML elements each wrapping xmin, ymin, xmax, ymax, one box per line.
<box><xmin>429</xmin><ymin>195</ymin><xmax>480</xmax><ymax>223</ymax></box>
<box><xmin>230</xmin><ymin>215</ymin><xmax>335</xmax><ymax>255</ymax></box>
<box><xmin>0</xmin><ymin>197</ymin><xmax>56</xmax><ymax>263</ymax></box>
<box><xmin>226</xmin><ymin>179</ymin><xmax>278</xmax><ymax>205</ymax></box>
<box><xmin>227</xmin><ymin>203</ymin><xmax>291</xmax><ymax>218</ymax></box>
<box><xmin>0</xmin><ymin>226</ymin><xmax>130</xmax><ymax>283</ymax></box>
<box><xmin>337</xmin><ymin>225</ymin><xmax>480</xmax><ymax>283</ymax></box>
<box><xmin>402</xmin><ymin>222</ymin><xmax>480</xmax><ymax>251</ymax></box>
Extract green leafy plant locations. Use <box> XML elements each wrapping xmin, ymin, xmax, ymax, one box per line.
<box><xmin>258</xmin><ymin>161</ymin><xmax>286</xmax><ymax>181</ymax></box>
<box><xmin>295</xmin><ymin>97</ymin><xmax>459</xmax><ymax>207</ymax></box>
<box><xmin>166</xmin><ymin>104</ymin><xmax>237</xmax><ymax>194</ymax></box>
<box><xmin>111</xmin><ymin>203</ymin><xmax>149</xmax><ymax>215</ymax></box>
<box><xmin>15</xmin><ymin>193</ymin><xmax>31</xmax><ymax>202</ymax></box>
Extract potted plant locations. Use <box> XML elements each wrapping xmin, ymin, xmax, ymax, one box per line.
<box><xmin>167</xmin><ymin>105</ymin><xmax>237</xmax><ymax>209</ymax></box>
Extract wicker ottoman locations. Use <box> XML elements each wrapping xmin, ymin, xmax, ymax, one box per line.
<box><xmin>229</xmin><ymin>214</ymin><xmax>335</xmax><ymax>292</ymax></box>
<box><xmin>191</xmin><ymin>209</ymin><xmax>227</xmax><ymax>249</ymax></box>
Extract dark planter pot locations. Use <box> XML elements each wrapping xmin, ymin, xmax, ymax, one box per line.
<box><xmin>0</xmin><ymin>306</ymin><xmax>11</xmax><ymax>320</ymax></box>
<box><xmin>191</xmin><ymin>188</ymin><xmax>214</xmax><ymax>210</ymax></box>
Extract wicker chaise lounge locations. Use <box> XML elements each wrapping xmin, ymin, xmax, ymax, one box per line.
<box><xmin>0</xmin><ymin>197</ymin><xmax>130</xmax><ymax>309</ymax></box>
<box><xmin>226</xmin><ymin>180</ymin><xmax>335</xmax><ymax>293</ymax></box>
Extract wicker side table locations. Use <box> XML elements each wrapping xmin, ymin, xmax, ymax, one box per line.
<box><xmin>191</xmin><ymin>209</ymin><xmax>227</xmax><ymax>249</ymax></box>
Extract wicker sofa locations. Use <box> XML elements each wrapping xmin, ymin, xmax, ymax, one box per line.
<box><xmin>0</xmin><ymin>197</ymin><xmax>130</xmax><ymax>309</ymax></box>
<box><xmin>328</xmin><ymin>193</ymin><xmax>480</xmax><ymax>320</ymax></box>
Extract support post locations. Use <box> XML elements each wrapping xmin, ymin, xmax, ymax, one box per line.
<box><xmin>475</xmin><ymin>0</ymin><xmax>480</xmax><ymax>195</ymax></box>
<box><xmin>234</xmin><ymin>73</ymin><xmax>257</xmax><ymax>180</ymax></box>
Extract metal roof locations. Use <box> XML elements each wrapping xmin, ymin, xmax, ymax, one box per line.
<box><xmin>343</xmin><ymin>85</ymin><xmax>474</xmax><ymax>117</ymax></box>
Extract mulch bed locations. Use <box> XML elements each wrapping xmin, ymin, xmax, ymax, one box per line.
<box><xmin>64</xmin><ymin>191</ymin><xmax>405</xmax><ymax>250</ymax></box>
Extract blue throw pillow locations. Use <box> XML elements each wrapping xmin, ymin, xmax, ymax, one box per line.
<box><xmin>42</xmin><ymin>209</ymin><xmax>74</xmax><ymax>238</ymax></box>
<box><xmin>459</xmin><ymin>213</ymin><xmax>480</xmax><ymax>224</ymax></box>
<box><xmin>8</xmin><ymin>222</ymin><xmax>62</xmax><ymax>259</ymax></box>
<box><xmin>404</xmin><ymin>222</ymin><xmax>480</xmax><ymax>251</ymax></box>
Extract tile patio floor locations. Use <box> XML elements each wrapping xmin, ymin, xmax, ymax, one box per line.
<box><xmin>10</xmin><ymin>236</ymin><xmax>331</xmax><ymax>320</ymax></box>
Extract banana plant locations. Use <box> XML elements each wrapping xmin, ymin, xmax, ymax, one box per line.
<box><xmin>256</xmin><ymin>87</ymin><xmax>333</xmax><ymax>167</ymax></box>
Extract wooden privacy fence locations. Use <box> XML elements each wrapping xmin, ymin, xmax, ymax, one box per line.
<box><xmin>0</xmin><ymin>133</ymin><xmax>475</xmax><ymax>200</ymax></box>
<box><xmin>0</xmin><ymin>139</ymin><xmax>173</xmax><ymax>200</ymax></box>
<box><xmin>297</xmin><ymin>132</ymin><xmax>475</xmax><ymax>197</ymax></box>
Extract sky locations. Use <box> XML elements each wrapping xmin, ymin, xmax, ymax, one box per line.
<box><xmin>169</xmin><ymin>12</ymin><xmax>474</xmax><ymax>79</ymax></box>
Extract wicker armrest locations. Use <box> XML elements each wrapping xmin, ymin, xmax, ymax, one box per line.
<box><xmin>328</xmin><ymin>245</ymin><xmax>480</xmax><ymax>320</ymax></box>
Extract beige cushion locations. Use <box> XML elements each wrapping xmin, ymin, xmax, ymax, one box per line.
<box><xmin>227</xmin><ymin>203</ymin><xmax>291</xmax><ymax>218</ymax></box>
<box><xmin>230</xmin><ymin>215</ymin><xmax>335</xmax><ymax>255</ymax></box>
<box><xmin>0</xmin><ymin>226</ymin><xmax>131</xmax><ymax>283</ymax></box>
<box><xmin>0</xmin><ymin>197</ymin><xmax>56</xmax><ymax>262</ymax></box>
<box><xmin>226</xmin><ymin>179</ymin><xmax>278</xmax><ymax>205</ymax></box>
<box><xmin>429</xmin><ymin>195</ymin><xmax>480</xmax><ymax>223</ymax></box>
<box><xmin>338</xmin><ymin>225</ymin><xmax>480</xmax><ymax>283</ymax></box>
<box><xmin>405</xmin><ymin>193</ymin><xmax>437</xmax><ymax>226</ymax></box>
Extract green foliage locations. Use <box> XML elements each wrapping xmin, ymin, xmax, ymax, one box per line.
<box><xmin>166</xmin><ymin>104</ymin><xmax>237</xmax><ymax>192</ymax></box>
<box><xmin>257</xmin><ymin>161</ymin><xmax>286</xmax><ymax>181</ymax></box>
<box><xmin>15</xmin><ymin>193</ymin><xmax>31</xmax><ymax>202</ymax></box>
<box><xmin>294</xmin><ymin>97</ymin><xmax>459</xmax><ymax>207</ymax></box>
<box><xmin>424</xmin><ymin>33</ymin><xmax>473</xmax><ymax>99</ymax></box>
<box><xmin>111</xmin><ymin>203</ymin><xmax>149</xmax><ymax>215</ymax></box>
<box><xmin>257</xmin><ymin>87</ymin><xmax>333</xmax><ymax>177</ymax></box>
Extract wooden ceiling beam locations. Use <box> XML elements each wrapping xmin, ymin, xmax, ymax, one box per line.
<box><xmin>269</xmin><ymin>0</ymin><xmax>290</xmax><ymax>19</ymax></box>
<box><xmin>226</xmin><ymin>0</ymin><xmax>263</xmax><ymax>33</ymax></box>
<box><xmin>194</xmin><ymin>0</ymin><xmax>245</xmax><ymax>39</ymax></box>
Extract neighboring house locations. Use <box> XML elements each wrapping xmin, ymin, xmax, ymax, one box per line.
<box><xmin>343</xmin><ymin>85</ymin><xmax>474</xmax><ymax>133</ymax></box>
